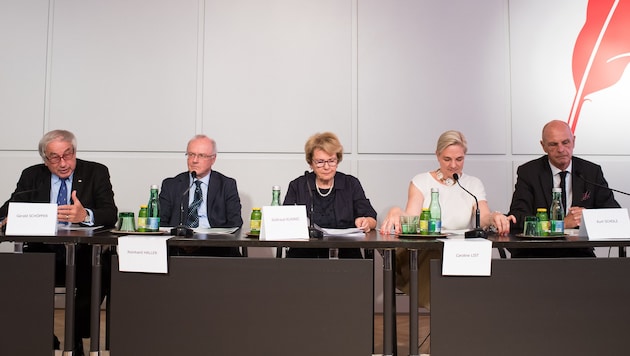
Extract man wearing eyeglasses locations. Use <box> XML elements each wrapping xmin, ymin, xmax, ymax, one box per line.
<box><xmin>0</xmin><ymin>129</ymin><xmax>117</xmax><ymax>355</ymax></box>
<box><xmin>159</xmin><ymin>134</ymin><xmax>243</xmax><ymax>256</ymax></box>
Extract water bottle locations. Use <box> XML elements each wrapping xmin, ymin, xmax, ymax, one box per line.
<box><xmin>549</xmin><ymin>187</ymin><xmax>564</xmax><ymax>235</ymax></box>
<box><xmin>147</xmin><ymin>185</ymin><xmax>160</xmax><ymax>232</ymax></box>
<box><xmin>429</xmin><ymin>188</ymin><xmax>441</xmax><ymax>234</ymax></box>
<box><xmin>271</xmin><ymin>185</ymin><xmax>281</xmax><ymax>206</ymax></box>
<box><xmin>137</xmin><ymin>205</ymin><xmax>148</xmax><ymax>232</ymax></box>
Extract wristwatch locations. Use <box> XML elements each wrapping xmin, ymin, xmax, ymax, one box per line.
<box><xmin>83</xmin><ymin>210</ymin><xmax>91</xmax><ymax>223</ymax></box>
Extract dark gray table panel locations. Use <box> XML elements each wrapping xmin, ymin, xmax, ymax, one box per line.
<box><xmin>431</xmin><ymin>258</ymin><xmax>630</xmax><ymax>356</ymax></box>
<box><xmin>110</xmin><ymin>256</ymin><xmax>373</xmax><ymax>356</ymax></box>
<box><xmin>0</xmin><ymin>253</ymin><xmax>55</xmax><ymax>356</ymax></box>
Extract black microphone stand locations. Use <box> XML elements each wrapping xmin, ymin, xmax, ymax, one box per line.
<box><xmin>171</xmin><ymin>171</ymin><xmax>197</xmax><ymax>237</ymax></box>
<box><xmin>576</xmin><ymin>172</ymin><xmax>630</xmax><ymax>196</ymax></box>
<box><xmin>304</xmin><ymin>171</ymin><xmax>323</xmax><ymax>239</ymax></box>
<box><xmin>453</xmin><ymin>173</ymin><xmax>487</xmax><ymax>238</ymax></box>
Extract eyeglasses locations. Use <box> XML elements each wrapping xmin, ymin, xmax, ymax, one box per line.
<box><xmin>46</xmin><ymin>150</ymin><xmax>75</xmax><ymax>164</ymax></box>
<box><xmin>313</xmin><ymin>158</ymin><xmax>338</xmax><ymax>168</ymax></box>
<box><xmin>186</xmin><ymin>152</ymin><xmax>216</xmax><ymax>160</ymax></box>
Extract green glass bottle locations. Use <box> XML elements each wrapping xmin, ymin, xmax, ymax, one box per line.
<box><xmin>271</xmin><ymin>185</ymin><xmax>281</xmax><ymax>206</ymax></box>
<box><xmin>549</xmin><ymin>187</ymin><xmax>565</xmax><ymax>235</ymax></box>
<box><xmin>428</xmin><ymin>188</ymin><xmax>441</xmax><ymax>234</ymax></box>
<box><xmin>147</xmin><ymin>185</ymin><xmax>160</xmax><ymax>232</ymax></box>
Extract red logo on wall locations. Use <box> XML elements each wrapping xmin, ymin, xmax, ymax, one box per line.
<box><xmin>568</xmin><ymin>0</ymin><xmax>630</xmax><ymax>133</ymax></box>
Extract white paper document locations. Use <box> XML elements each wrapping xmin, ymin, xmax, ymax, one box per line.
<box><xmin>193</xmin><ymin>227</ymin><xmax>239</xmax><ymax>234</ymax></box>
<box><xmin>117</xmin><ymin>235</ymin><xmax>171</xmax><ymax>273</ymax></box>
<box><xmin>439</xmin><ymin>238</ymin><xmax>492</xmax><ymax>276</ymax></box>
<box><xmin>58</xmin><ymin>224</ymin><xmax>104</xmax><ymax>231</ymax></box>
<box><xmin>321</xmin><ymin>227</ymin><xmax>365</xmax><ymax>238</ymax></box>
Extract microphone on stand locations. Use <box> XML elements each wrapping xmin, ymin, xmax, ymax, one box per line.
<box><xmin>575</xmin><ymin>171</ymin><xmax>630</xmax><ymax>196</ymax></box>
<box><xmin>453</xmin><ymin>173</ymin><xmax>487</xmax><ymax>238</ymax></box>
<box><xmin>171</xmin><ymin>171</ymin><xmax>197</xmax><ymax>237</ymax></box>
<box><xmin>304</xmin><ymin>171</ymin><xmax>323</xmax><ymax>239</ymax></box>
<box><xmin>1</xmin><ymin>188</ymin><xmax>41</xmax><ymax>232</ymax></box>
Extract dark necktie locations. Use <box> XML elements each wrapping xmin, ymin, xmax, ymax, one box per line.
<box><xmin>186</xmin><ymin>180</ymin><xmax>203</xmax><ymax>228</ymax></box>
<box><xmin>57</xmin><ymin>178</ymin><xmax>68</xmax><ymax>225</ymax></box>
<box><xmin>57</xmin><ymin>178</ymin><xmax>68</xmax><ymax>206</ymax></box>
<box><xmin>559</xmin><ymin>171</ymin><xmax>568</xmax><ymax>210</ymax></box>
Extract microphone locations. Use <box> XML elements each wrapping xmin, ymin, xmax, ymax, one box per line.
<box><xmin>170</xmin><ymin>171</ymin><xmax>197</xmax><ymax>237</ymax></box>
<box><xmin>1</xmin><ymin>188</ymin><xmax>40</xmax><ymax>232</ymax></box>
<box><xmin>575</xmin><ymin>171</ymin><xmax>630</xmax><ymax>196</ymax></box>
<box><xmin>453</xmin><ymin>173</ymin><xmax>487</xmax><ymax>238</ymax></box>
<box><xmin>304</xmin><ymin>171</ymin><xmax>323</xmax><ymax>239</ymax></box>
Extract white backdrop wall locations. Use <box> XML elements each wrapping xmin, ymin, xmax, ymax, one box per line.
<box><xmin>2</xmin><ymin>0</ymin><xmax>630</xmax><ymax>306</ymax></box>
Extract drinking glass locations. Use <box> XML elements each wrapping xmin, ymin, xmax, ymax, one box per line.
<box><xmin>523</xmin><ymin>216</ymin><xmax>540</xmax><ymax>236</ymax></box>
<box><xmin>400</xmin><ymin>215</ymin><xmax>419</xmax><ymax>234</ymax></box>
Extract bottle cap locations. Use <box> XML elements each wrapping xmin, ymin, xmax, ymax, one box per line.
<box><xmin>431</xmin><ymin>187</ymin><xmax>439</xmax><ymax>193</ymax></box>
<box><xmin>253</xmin><ymin>207</ymin><xmax>261</xmax><ymax>210</ymax></box>
<box><xmin>140</xmin><ymin>205</ymin><xmax>148</xmax><ymax>208</ymax></box>
<box><xmin>272</xmin><ymin>185</ymin><xmax>281</xmax><ymax>191</ymax></box>
<box><xmin>151</xmin><ymin>184</ymin><xmax>159</xmax><ymax>189</ymax></box>
<box><xmin>537</xmin><ymin>208</ymin><xmax>547</xmax><ymax>212</ymax></box>
<box><xmin>552</xmin><ymin>187</ymin><xmax>562</xmax><ymax>192</ymax></box>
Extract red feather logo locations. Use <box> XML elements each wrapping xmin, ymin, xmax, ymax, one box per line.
<box><xmin>568</xmin><ymin>0</ymin><xmax>630</xmax><ymax>132</ymax></box>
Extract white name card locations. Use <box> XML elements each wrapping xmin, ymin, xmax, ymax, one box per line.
<box><xmin>5</xmin><ymin>202</ymin><xmax>58</xmax><ymax>236</ymax></box>
<box><xmin>439</xmin><ymin>238</ymin><xmax>492</xmax><ymax>276</ymax></box>
<box><xmin>118</xmin><ymin>235</ymin><xmax>171</xmax><ymax>273</ymax></box>
<box><xmin>579</xmin><ymin>208</ymin><xmax>630</xmax><ymax>240</ymax></box>
<box><xmin>259</xmin><ymin>205</ymin><xmax>309</xmax><ymax>241</ymax></box>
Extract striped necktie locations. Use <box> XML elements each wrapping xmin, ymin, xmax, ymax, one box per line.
<box><xmin>186</xmin><ymin>181</ymin><xmax>203</xmax><ymax>228</ymax></box>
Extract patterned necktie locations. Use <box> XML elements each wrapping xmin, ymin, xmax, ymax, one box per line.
<box><xmin>559</xmin><ymin>171</ymin><xmax>568</xmax><ymax>210</ymax></box>
<box><xmin>57</xmin><ymin>178</ymin><xmax>68</xmax><ymax>206</ymax></box>
<box><xmin>186</xmin><ymin>180</ymin><xmax>203</xmax><ymax>228</ymax></box>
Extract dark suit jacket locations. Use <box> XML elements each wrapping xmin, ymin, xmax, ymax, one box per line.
<box><xmin>159</xmin><ymin>170</ymin><xmax>243</xmax><ymax>228</ymax></box>
<box><xmin>284</xmin><ymin>171</ymin><xmax>377</xmax><ymax>228</ymax></box>
<box><xmin>0</xmin><ymin>159</ymin><xmax>118</xmax><ymax>225</ymax></box>
<box><xmin>0</xmin><ymin>158</ymin><xmax>117</xmax><ymax>339</ymax></box>
<box><xmin>283</xmin><ymin>171</ymin><xmax>377</xmax><ymax>258</ymax></box>
<box><xmin>508</xmin><ymin>155</ymin><xmax>620</xmax><ymax>257</ymax></box>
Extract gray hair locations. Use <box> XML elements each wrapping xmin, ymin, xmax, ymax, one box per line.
<box><xmin>38</xmin><ymin>130</ymin><xmax>77</xmax><ymax>160</ymax></box>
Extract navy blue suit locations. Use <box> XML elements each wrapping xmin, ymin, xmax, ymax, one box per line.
<box><xmin>159</xmin><ymin>170</ymin><xmax>243</xmax><ymax>256</ymax></box>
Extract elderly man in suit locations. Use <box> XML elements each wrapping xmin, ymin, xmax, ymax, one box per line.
<box><xmin>0</xmin><ymin>129</ymin><xmax>118</xmax><ymax>355</ymax></box>
<box><xmin>508</xmin><ymin>120</ymin><xmax>620</xmax><ymax>257</ymax></box>
<box><xmin>159</xmin><ymin>134</ymin><xmax>242</xmax><ymax>256</ymax></box>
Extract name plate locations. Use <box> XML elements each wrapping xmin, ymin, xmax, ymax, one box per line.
<box><xmin>5</xmin><ymin>202</ymin><xmax>58</xmax><ymax>236</ymax></box>
<box><xmin>439</xmin><ymin>238</ymin><xmax>492</xmax><ymax>276</ymax></box>
<box><xmin>118</xmin><ymin>235</ymin><xmax>171</xmax><ymax>273</ymax></box>
<box><xmin>259</xmin><ymin>205</ymin><xmax>309</xmax><ymax>241</ymax></box>
<box><xmin>579</xmin><ymin>208</ymin><xmax>630</xmax><ymax>240</ymax></box>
